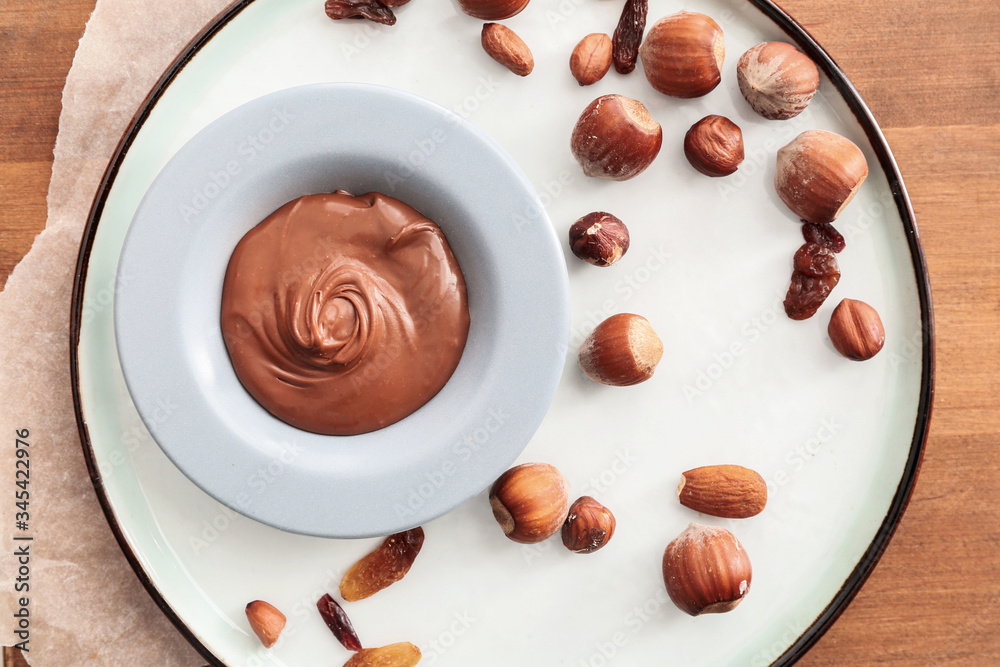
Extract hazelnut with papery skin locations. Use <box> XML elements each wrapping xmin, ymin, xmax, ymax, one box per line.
<box><xmin>639</xmin><ymin>11</ymin><xmax>725</xmax><ymax>98</ymax></box>
<box><xmin>684</xmin><ymin>115</ymin><xmax>744</xmax><ymax>177</ymax></box>
<box><xmin>490</xmin><ymin>463</ymin><xmax>571</xmax><ymax>544</ymax></box>
<box><xmin>570</xmin><ymin>94</ymin><xmax>663</xmax><ymax>181</ymax></box>
<box><xmin>737</xmin><ymin>42</ymin><xmax>819</xmax><ymax>120</ymax></box>
<box><xmin>568</xmin><ymin>212</ymin><xmax>630</xmax><ymax>267</ymax></box>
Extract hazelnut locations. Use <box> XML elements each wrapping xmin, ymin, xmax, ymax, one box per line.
<box><xmin>578</xmin><ymin>313</ymin><xmax>663</xmax><ymax>386</ymax></box>
<box><xmin>737</xmin><ymin>42</ymin><xmax>820</xmax><ymax>120</ymax></box>
<box><xmin>638</xmin><ymin>11</ymin><xmax>725</xmax><ymax>98</ymax></box>
<box><xmin>828</xmin><ymin>298</ymin><xmax>885</xmax><ymax>360</ymax></box>
<box><xmin>456</xmin><ymin>0</ymin><xmax>529</xmax><ymax>20</ymax></box>
<box><xmin>568</xmin><ymin>212</ymin><xmax>630</xmax><ymax>267</ymax></box>
<box><xmin>490</xmin><ymin>463</ymin><xmax>570</xmax><ymax>544</ymax></box>
<box><xmin>481</xmin><ymin>23</ymin><xmax>534</xmax><ymax>77</ymax></box>
<box><xmin>683</xmin><ymin>115</ymin><xmax>744</xmax><ymax>177</ymax></box>
<box><xmin>570</xmin><ymin>94</ymin><xmax>663</xmax><ymax>181</ymax></box>
<box><xmin>570</xmin><ymin>33</ymin><xmax>613</xmax><ymax>86</ymax></box>
<box><xmin>662</xmin><ymin>523</ymin><xmax>752</xmax><ymax>616</ymax></box>
<box><xmin>562</xmin><ymin>496</ymin><xmax>616</xmax><ymax>553</ymax></box>
<box><xmin>775</xmin><ymin>130</ymin><xmax>869</xmax><ymax>223</ymax></box>
<box><xmin>245</xmin><ymin>600</ymin><xmax>286</xmax><ymax>648</ymax></box>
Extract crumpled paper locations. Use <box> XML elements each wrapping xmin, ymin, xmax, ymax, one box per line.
<box><xmin>1</xmin><ymin>0</ymin><xmax>233</xmax><ymax>664</ymax></box>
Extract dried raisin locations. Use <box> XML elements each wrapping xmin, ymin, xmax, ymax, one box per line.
<box><xmin>344</xmin><ymin>642</ymin><xmax>422</xmax><ymax>667</ymax></box>
<box><xmin>325</xmin><ymin>0</ymin><xmax>396</xmax><ymax>25</ymax></box>
<box><xmin>317</xmin><ymin>594</ymin><xmax>362</xmax><ymax>651</ymax></box>
<box><xmin>340</xmin><ymin>527</ymin><xmax>425</xmax><ymax>601</ymax></box>
<box><xmin>612</xmin><ymin>0</ymin><xmax>648</xmax><ymax>74</ymax></box>
<box><xmin>802</xmin><ymin>222</ymin><xmax>845</xmax><ymax>253</ymax></box>
<box><xmin>784</xmin><ymin>243</ymin><xmax>841</xmax><ymax>320</ymax></box>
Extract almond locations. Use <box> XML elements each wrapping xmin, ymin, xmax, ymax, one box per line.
<box><xmin>570</xmin><ymin>33</ymin><xmax>613</xmax><ymax>85</ymax></box>
<box><xmin>481</xmin><ymin>23</ymin><xmax>534</xmax><ymax>76</ymax></box>
<box><xmin>245</xmin><ymin>600</ymin><xmax>286</xmax><ymax>648</ymax></box>
<box><xmin>677</xmin><ymin>465</ymin><xmax>767</xmax><ymax>518</ymax></box>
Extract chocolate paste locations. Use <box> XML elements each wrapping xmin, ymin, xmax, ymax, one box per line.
<box><xmin>221</xmin><ymin>191</ymin><xmax>470</xmax><ymax>435</ymax></box>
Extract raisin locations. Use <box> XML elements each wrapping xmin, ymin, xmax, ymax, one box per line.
<box><xmin>784</xmin><ymin>243</ymin><xmax>840</xmax><ymax>320</ymax></box>
<box><xmin>340</xmin><ymin>527</ymin><xmax>425</xmax><ymax>601</ymax></box>
<box><xmin>317</xmin><ymin>594</ymin><xmax>363</xmax><ymax>651</ymax></box>
<box><xmin>612</xmin><ymin>0</ymin><xmax>648</xmax><ymax>74</ymax></box>
<box><xmin>325</xmin><ymin>0</ymin><xmax>396</xmax><ymax>25</ymax></box>
<box><xmin>344</xmin><ymin>642</ymin><xmax>422</xmax><ymax>667</ymax></box>
<box><xmin>801</xmin><ymin>222</ymin><xmax>845</xmax><ymax>253</ymax></box>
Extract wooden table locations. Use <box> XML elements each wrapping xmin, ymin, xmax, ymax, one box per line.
<box><xmin>2</xmin><ymin>1</ymin><xmax>998</xmax><ymax>664</ymax></box>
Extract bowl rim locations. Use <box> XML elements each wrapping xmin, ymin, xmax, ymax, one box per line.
<box><xmin>109</xmin><ymin>81</ymin><xmax>571</xmax><ymax>539</ymax></box>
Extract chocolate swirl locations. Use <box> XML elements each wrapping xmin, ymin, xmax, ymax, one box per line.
<box><xmin>221</xmin><ymin>192</ymin><xmax>469</xmax><ymax>435</ymax></box>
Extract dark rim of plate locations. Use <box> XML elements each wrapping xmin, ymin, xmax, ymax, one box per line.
<box><xmin>69</xmin><ymin>1</ymin><xmax>935</xmax><ymax>665</ymax></box>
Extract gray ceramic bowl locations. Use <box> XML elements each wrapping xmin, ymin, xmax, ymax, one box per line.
<box><xmin>114</xmin><ymin>83</ymin><xmax>570</xmax><ymax>538</ymax></box>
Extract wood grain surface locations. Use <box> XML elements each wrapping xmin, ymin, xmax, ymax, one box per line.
<box><xmin>2</xmin><ymin>1</ymin><xmax>998</xmax><ymax>664</ymax></box>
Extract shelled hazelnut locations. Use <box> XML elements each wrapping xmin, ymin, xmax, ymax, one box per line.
<box><xmin>568</xmin><ymin>212</ymin><xmax>630</xmax><ymax>267</ymax></box>
<box><xmin>562</xmin><ymin>496</ymin><xmax>616</xmax><ymax>553</ymax></box>
<box><xmin>828</xmin><ymin>298</ymin><xmax>885</xmax><ymax>360</ymax></box>
<box><xmin>683</xmin><ymin>115</ymin><xmax>744</xmax><ymax>177</ymax></box>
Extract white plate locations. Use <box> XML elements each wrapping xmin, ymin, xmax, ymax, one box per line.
<box><xmin>72</xmin><ymin>0</ymin><xmax>933</xmax><ymax>664</ymax></box>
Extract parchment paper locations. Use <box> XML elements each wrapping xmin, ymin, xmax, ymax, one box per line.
<box><xmin>1</xmin><ymin>0</ymin><xmax>233</xmax><ymax>664</ymax></box>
